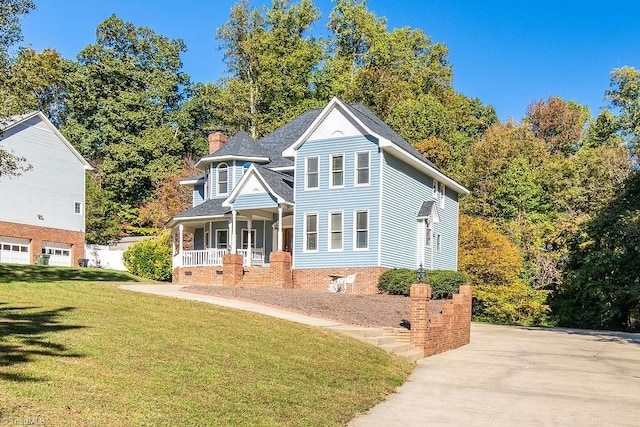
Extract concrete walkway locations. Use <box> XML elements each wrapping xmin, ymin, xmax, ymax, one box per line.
<box><xmin>120</xmin><ymin>284</ymin><xmax>345</xmax><ymax>327</ymax></box>
<box><xmin>122</xmin><ymin>284</ymin><xmax>640</xmax><ymax>426</ymax></box>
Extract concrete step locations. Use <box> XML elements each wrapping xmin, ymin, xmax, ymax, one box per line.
<box><xmin>395</xmin><ymin>348</ymin><xmax>424</xmax><ymax>362</ymax></box>
<box><xmin>379</xmin><ymin>342</ymin><xmax>411</xmax><ymax>353</ymax></box>
<box><xmin>365</xmin><ymin>335</ymin><xmax>396</xmax><ymax>345</ymax></box>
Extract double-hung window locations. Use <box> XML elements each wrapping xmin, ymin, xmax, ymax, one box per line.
<box><xmin>74</xmin><ymin>201</ymin><xmax>82</xmax><ymax>215</ymax></box>
<box><xmin>217</xmin><ymin>163</ymin><xmax>229</xmax><ymax>195</ymax></box>
<box><xmin>329</xmin><ymin>212</ymin><xmax>343</xmax><ymax>251</ymax></box>
<box><xmin>355</xmin><ymin>151</ymin><xmax>370</xmax><ymax>185</ymax></box>
<box><xmin>216</xmin><ymin>230</ymin><xmax>228</xmax><ymax>249</ymax></box>
<box><xmin>425</xmin><ymin>219</ymin><xmax>432</xmax><ymax>248</ymax></box>
<box><xmin>305</xmin><ymin>213</ymin><xmax>318</xmax><ymax>251</ymax></box>
<box><xmin>330</xmin><ymin>154</ymin><xmax>344</xmax><ymax>188</ymax></box>
<box><xmin>305</xmin><ymin>156</ymin><xmax>319</xmax><ymax>190</ymax></box>
<box><xmin>354</xmin><ymin>210</ymin><xmax>369</xmax><ymax>250</ymax></box>
<box><xmin>433</xmin><ymin>179</ymin><xmax>445</xmax><ymax>208</ymax></box>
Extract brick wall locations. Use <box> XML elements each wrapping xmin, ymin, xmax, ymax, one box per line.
<box><xmin>172</xmin><ymin>266</ymin><xmax>224</xmax><ymax>285</ymax></box>
<box><xmin>0</xmin><ymin>220</ymin><xmax>85</xmax><ymax>266</ymax></box>
<box><xmin>410</xmin><ymin>284</ymin><xmax>472</xmax><ymax>357</ymax></box>
<box><xmin>292</xmin><ymin>266</ymin><xmax>387</xmax><ymax>294</ymax></box>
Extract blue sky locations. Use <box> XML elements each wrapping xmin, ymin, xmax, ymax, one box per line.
<box><xmin>20</xmin><ymin>0</ymin><xmax>640</xmax><ymax>121</ymax></box>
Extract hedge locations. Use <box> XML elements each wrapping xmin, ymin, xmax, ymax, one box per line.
<box><xmin>377</xmin><ymin>268</ymin><xmax>467</xmax><ymax>298</ymax></box>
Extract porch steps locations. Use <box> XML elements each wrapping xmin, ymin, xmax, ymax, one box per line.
<box><xmin>240</xmin><ymin>267</ymin><xmax>273</xmax><ymax>288</ymax></box>
<box><xmin>332</xmin><ymin>326</ymin><xmax>424</xmax><ymax>361</ymax></box>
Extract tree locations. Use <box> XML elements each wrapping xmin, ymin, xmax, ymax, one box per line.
<box><xmin>217</xmin><ymin>0</ymin><xmax>322</xmax><ymax>138</ymax></box>
<box><xmin>0</xmin><ymin>0</ymin><xmax>35</xmax><ymax>58</ymax></box>
<box><xmin>525</xmin><ymin>96</ymin><xmax>588</xmax><ymax>156</ymax></box>
<box><xmin>458</xmin><ymin>215</ymin><xmax>549</xmax><ymax>325</ymax></box>
<box><xmin>553</xmin><ymin>171</ymin><xmax>640</xmax><ymax>331</ymax></box>
<box><xmin>0</xmin><ymin>0</ymin><xmax>35</xmax><ymax>176</ymax></box>
<box><xmin>85</xmin><ymin>174</ymin><xmax>121</xmax><ymax>245</ymax></box>
<box><xmin>323</xmin><ymin>0</ymin><xmax>452</xmax><ymax>118</ymax></box>
<box><xmin>5</xmin><ymin>48</ymin><xmax>71</xmax><ymax>123</ymax></box>
<box><xmin>62</xmin><ymin>15</ymin><xmax>190</xmax><ymax>205</ymax></box>
<box><xmin>606</xmin><ymin>66</ymin><xmax>640</xmax><ymax>157</ymax></box>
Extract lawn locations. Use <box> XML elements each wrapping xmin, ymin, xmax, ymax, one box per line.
<box><xmin>0</xmin><ymin>266</ymin><xmax>412</xmax><ymax>426</ymax></box>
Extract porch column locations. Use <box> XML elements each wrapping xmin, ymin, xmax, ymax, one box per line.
<box><xmin>231</xmin><ymin>210</ymin><xmax>237</xmax><ymax>254</ymax></box>
<box><xmin>178</xmin><ymin>224</ymin><xmax>184</xmax><ymax>267</ymax></box>
<box><xmin>277</xmin><ymin>205</ymin><xmax>283</xmax><ymax>251</ymax></box>
<box><xmin>171</xmin><ymin>228</ymin><xmax>176</xmax><ymax>256</ymax></box>
<box><xmin>247</xmin><ymin>218</ymin><xmax>253</xmax><ymax>267</ymax></box>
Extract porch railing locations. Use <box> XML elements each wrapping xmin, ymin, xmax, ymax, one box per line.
<box><xmin>172</xmin><ymin>248</ymin><xmax>260</xmax><ymax>268</ymax></box>
<box><xmin>174</xmin><ymin>249</ymin><xmax>229</xmax><ymax>268</ymax></box>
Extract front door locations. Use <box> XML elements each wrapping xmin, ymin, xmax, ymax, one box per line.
<box><xmin>283</xmin><ymin>228</ymin><xmax>293</xmax><ymax>253</ymax></box>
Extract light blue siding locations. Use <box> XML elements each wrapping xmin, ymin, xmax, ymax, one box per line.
<box><xmin>293</xmin><ymin>135</ymin><xmax>380</xmax><ymax>269</ymax></box>
<box><xmin>380</xmin><ymin>153</ymin><xmax>431</xmax><ymax>269</ymax></box>
<box><xmin>432</xmin><ymin>186</ymin><xmax>459</xmax><ymax>270</ymax></box>
<box><xmin>233</xmin><ymin>193</ymin><xmax>277</xmax><ymax>210</ymax></box>
<box><xmin>380</xmin><ymin>153</ymin><xmax>458</xmax><ymax>271</ymax></box>
<box><xmin>0</xmin><ymin>116</ymin><xmax>86</xmax><ymax>232</ymax></box>
<box><xmin>193</xmin><ymin>184</ymin><xmax>204</xmax><ymax>206</ymax></box>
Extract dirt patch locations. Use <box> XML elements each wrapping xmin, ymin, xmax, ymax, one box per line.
<box><xmin>184</xmin><ymin>286</ymin><xmax>447</xmax><ymax>328</ymax></box>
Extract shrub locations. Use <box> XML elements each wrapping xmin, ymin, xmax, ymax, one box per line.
<box><xmin>377</xmin><ymin>268</ymin><xmax>415</xmax><ymax>295</ymax></box>
<box><xmin>377</xmin><ymin>268</ymin><xmax>467</xmax><ymax>298</ymax></box>
<box><xmin>123</xmin><ymin>230</ymin><xmax>172</xmax><ymax>281</ymax></box>
<box><xmin>428</xmin><ymin>270</ymin><xmax>467</xmax><ymax>299</ymax></box>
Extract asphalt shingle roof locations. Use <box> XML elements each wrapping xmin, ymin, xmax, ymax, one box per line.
<box><xmin>417</xmin><ymin>201</ymin><xmax>436</xmax><ymax>217</ymax></box>
<box><xmin>253</xmin><ymin>165</ymin><xmax>294</xmax><ymax>204</ymax></box>
<box><xmin>201</xmin><ymin>129</ymin><xmax>269</xmax><ymax>161</ymax></box>
<box><xmin>173</xmin><ymin>198</ymin><xmax>229</xmax><ymax>219</ymax></box>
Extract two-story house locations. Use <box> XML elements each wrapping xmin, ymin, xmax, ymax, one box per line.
<box><xmin>0</xmin><ymin>112</ymin><xmax>92</xmax><ymax>267</ymax></box>
<box><xmin>169</xmin><ymin>97</ymin><xmax>468</xmax><ymax>293</ymax></box>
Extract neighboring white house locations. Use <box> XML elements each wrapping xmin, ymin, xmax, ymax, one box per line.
<box><xmin>0</xmin><ymin>111</ymin><xmax>92</xmax><ymax>266</ymax></box>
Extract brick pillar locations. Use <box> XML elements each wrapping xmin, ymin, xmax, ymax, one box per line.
<box><xmin>410</xmin><ymin>284</ymin><xmax>432</xmax><ymax>351</ymax></box>
<box><xmin>269</xmin><ymin>251</ymin><xmax>293</xmax><ymax>288</ymax></box>
<box><xmin>457</xmin><ymin>285</ymin><xmax>473</xmax><ymax>344</ymax></box>
<box><xmin>223</xmin><ymin>254</ymin><xmax>244</xmax><ymax>286</ymax></box>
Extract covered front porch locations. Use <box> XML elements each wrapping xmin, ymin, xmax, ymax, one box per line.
<box><xmin>171</xmin><ymin>207</ymin><xmax>293</xmax><ymax>269</ymax></box>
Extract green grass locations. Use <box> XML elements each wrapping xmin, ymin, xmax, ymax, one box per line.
<box><xmin>0</xmin><ymin>263</ymin><xmax>142</xmax><ymax>283</ymax></box>
<box><xmin>0</xmin><ymin>267</ymin><xmax>412</xmax><ymax>426</ymax></box>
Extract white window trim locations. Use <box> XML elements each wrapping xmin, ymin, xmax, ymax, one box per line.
<box><xmin>436</xmin><ymin>233</ymin><xmax>442</xmax><ymax>252</ymax></box>
<box><xmin>305</xmin><ymin>156</ymin><xmax>319</xmax><ymax>190</ymax></box>
<box><xmin>425</xmin><ymin>219</ymin><xmax>433</xmax><ymax>248</ymax></box>
<box><xmin>439</xmin><ymin>182</ymin><xmax>446</xmax><ymax>209</ymax></box>
<box><xmin>328</xmin><ymin>211</ymin><xmax>344</xmax><ymax>252</ymax></box>
<box><xmin>329</xmin><ymin>153</ymin><xmax>345</xmax><ymax>189</ymax></box>
<box><xmin>354</xmin><ymin>151</ymin><xmax>370</xmax><ymax>186</ymax></box>
<box><xmin>303</xmin><ymin>212</ymin><xmax>319</xmax><ymax>252</ymax></box>
<box><xmin>74</xmin><ymin>201</ymin><xmax>83</xmax><ymax>215</ymax></box>
<box><xmin>241</xmin><ymin>228</ymin><xmax>257</xmax><ymax>249</ymax></box>
<box><xmin>353</xmin><ymin>210</ymin><xmax>369</xmax><ymax>251</ymax></box>
<box><xmin>217</xmin><ymin>163</ymin><xmax>229</xmax><ymax>196</ymax></box>
<box><xmin>216</xmin><ymin>229</ymin><xmax>228</xmax><ymax>249</ymax></box>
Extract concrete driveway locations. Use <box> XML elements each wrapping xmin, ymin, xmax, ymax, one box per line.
<box><xmin>350</xmin><ymin>323</ymin><xmax>640</xmax><ymax>427</ymax></box>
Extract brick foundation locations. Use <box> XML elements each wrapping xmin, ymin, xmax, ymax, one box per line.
<box><xmin>0</xmin><ymin>220</ymin><xmax>85</xmax><ymax>266</ymax></box>
<box><xmin>292</xmin><ymin>266</ymin><xmax>387</xmax><ymax>294</ymax></box>
<box><xmin>269</xmin><ymin>252</ymin><xmax>293</xmax><ymax>288</ymax></box>
<box><xmin>222</xmin><ymin>254</ymin><xmax>244</xmax><ymax>286</ymax></box>
<box><xmin>172</xmin><ymin>266</ymin><xmax>224</xmax><ymax>285</ymax></box>
<box><xmin>410</xmin><ymin>284</ymin><xmax>472</xmax><ymax>357</ymax></box>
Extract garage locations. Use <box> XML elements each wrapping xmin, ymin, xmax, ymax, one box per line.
<box><xmin>42</xmin><ymin>242</ymin><xmax>72</xmax><ymax>267</ymax></box>
<box><xmin>0</xmin><ymin>237</ymin><xmax>31</xmax><ymax>264</ymax></box>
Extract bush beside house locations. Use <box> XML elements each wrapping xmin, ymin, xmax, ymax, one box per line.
<box><xmin>377</xmin><ymin>268</ymin><xmax>467</xmax><ymax>299</ymax></box>
<box><xmin>123</xmin><ymin>230</ymin><xmax>172</xmax><ymax>281</ymax></box>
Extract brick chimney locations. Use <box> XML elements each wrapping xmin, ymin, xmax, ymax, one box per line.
<box><xmin>208</xmin><ymin>131</ymin><xmax>228</xmax><ymax>154</ymax></box>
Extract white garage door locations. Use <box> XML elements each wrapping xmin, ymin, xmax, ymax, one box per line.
<box><xmin>0</xmin><ymin>237</ymin><xmax>31</xmax><ymax>264</ymax></box>
<box><xmin>42</xmin><ymin>242</ymin><xmax>72</xmax><ymax>267</ymax></box>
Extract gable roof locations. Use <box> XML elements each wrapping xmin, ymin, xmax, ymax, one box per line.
<box><xmin>283</xmin><ymin>97</ymin><xmax>468</xmax><ymax>195</ymax></box>
<box><xmin>1</xmin><ymin>111</ymin><xmax>93</xmax><ymax>170</ymax></box>
<box><xmin>417</xmin><ymin>201</ymin><xmax>440</xmax><ymax>223</ymax></box>
<box><xmin>257</xmin><ymin>108</ymin><xmax>323</xmax><ymax>170</ymax></box>
<box><xmin>223</xmin><ymin>163</ymin><xmax>294</xmax><ymax>207</ymax></box>
<box><xmin>197</xmin><ymin>130</ymin><xmax>270</xmax><ymax>167</ymax></box>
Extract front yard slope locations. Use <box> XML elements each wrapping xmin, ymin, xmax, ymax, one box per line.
<box><xmin>0</xmin><ymin>282</ymin><xmax>411</xmax><ymax>426</ymax></box>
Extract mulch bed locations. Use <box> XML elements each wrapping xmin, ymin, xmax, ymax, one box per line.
<box><xmin>184</xmin><ymin>286</ymin><xmax>446</xmax><ymax>328</ymax></box>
